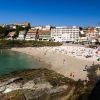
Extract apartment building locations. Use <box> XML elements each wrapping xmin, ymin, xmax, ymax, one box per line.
<box><xmin>96</xmin><ymin>27</ymin><xmax>100</xmax><ymax>35</ymax></box>
<box><xmin>38</xmin><ymin>30</ymin><xmax>51</xmax><ymax>41</ymax></box>
<box><xmin>25</xmin><ymin>29</ymin><xmax>39</xmax><ymax>40</ymax></box>
<box><xmin>25</xmin><ymin>29</ymin><xmax>36</xmax><ymax>40</ymax></box>
<box><xmin>17</xmin><ymin>31</ymin><xmax>26</xmax><ymax>40</ymax></box>
<box><xmin>84</xmin><ymin>27</ymin><xmax>99</xmax><ymax>43</ymax></box>
<box><xmin>31</xmin><ymin>25</ymin><xmax>51</xmax><ymax>30</ymax></box>
<box><xmin>7</xmin><ymin>32</ymin><xmax>16</xmax><ymax>40</ymax></box>
<box><xmin>51</xmin><ymin>26</ymin><xmax>80</xmax><ymax>42</ymax></box>
<box><xmin>14</xmin><ymin>22</ymin><xmax>30</xmax><ymax>28</ymax></box>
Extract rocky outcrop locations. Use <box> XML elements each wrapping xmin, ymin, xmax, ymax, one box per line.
<box><xmin>0</xmin><ymin>68</ymin><xmax>75</xmax><ymax>100</ymax></box>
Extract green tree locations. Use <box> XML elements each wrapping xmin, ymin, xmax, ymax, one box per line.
<box><xmin>35</xmin><ymin>29</ymin><xmax>39</xmax><ymax>41</ymax></box>
<box><xmin>13</xmin><ymin>25</ymin><xmax>24</xmax><ymax>39</ymax></box>
<box><xmin>0</xmin><ymin>26</ymin><xmax>9</xmax><ymax>39</ymax></box>
<box><xmin>0</xmin><ymin>26</ymin><xmax>4</xmax><ymax>39</ymax></box>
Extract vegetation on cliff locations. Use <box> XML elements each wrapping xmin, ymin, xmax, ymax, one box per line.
<box><xmin>0</xmin><ymin>40</ymin><xmax>62</xmax><ymax>48</ymax></box>
<box><xmin>0</xmin><ymin>68</ymin><xmax>74</xmax><ymax>100</ymax></box>
<box><xmin>0</xmin><ymin>65</ymin><xmax>99</xmax><ymax>100</ymax></box>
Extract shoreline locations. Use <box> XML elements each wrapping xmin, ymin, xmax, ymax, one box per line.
<box><xmin>10</xmin><ymin>46</ymin><xmax>100</xmax><ymax>81</ymax></box>
<box><xmin>8</xmin><ymin>48</ymin><xmax>52</xmax><ymax>70</ymax></box>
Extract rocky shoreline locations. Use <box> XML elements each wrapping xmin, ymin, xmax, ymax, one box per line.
<box><xmin>0</xmin><ymin>68</ymin><xmax>75</xmax><ymax>100</ymax></box>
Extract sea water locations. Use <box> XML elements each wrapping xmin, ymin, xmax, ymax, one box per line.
<box><xmin>0</xmin><ymin>49</ymin><xmax>42</xmax><ymax>75</ymax></box>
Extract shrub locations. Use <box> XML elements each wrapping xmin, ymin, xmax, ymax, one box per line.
<box><xmin>0</xmin><ymin>40</ymin><xmax>62</xmax><ymax>48</ymax></box>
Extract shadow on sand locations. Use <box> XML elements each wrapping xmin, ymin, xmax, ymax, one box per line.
<box><xmin>88</xmin><ymin>79</ymin><xmax>100</xmax><ymax>100</ymax></box>
<box><xmin>87</xmin><ymin>64</ymin><xmax>100</xmax><ymax>100</ymax></box>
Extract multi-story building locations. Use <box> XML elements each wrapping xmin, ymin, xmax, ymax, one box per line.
<box><xmin>25</xmin><ymin>29</ymin><xmax>51</xmax><ymax>41</ymax></box>
<box><xmin>31</xmin><ymin>25</ymin><xmax>52</xmax><ymax>30</ymax></box>
<box><xmin>31</xmin><ymin>25</ymin><xmax>53</xmax><ymax>41</ymax></box>
<box><xmin>14</xmin><ymin>22</ymin><xmax>30</xmax><ymax>28</ymax></box>
<box><xmin>25</xmin><ymin>29</ymin><xmax>38</xmax><ymax>40</ymax></box>
<box><xmin>84</xmin><ymin>27</ymin><xmax>99</xmax><ymax>43</ymax></box>
<box><xmin>31</xmin><ymin>26</ymin><xmax>43</xmax><ymax>30</ymax></box>
<box><xmin>9</xmin><ymin>24</ymin><xmax>16</xmax><ymax>29</ymax></box>
<box><xmin>51</xmin><ymin>26</ymin><xmax>80</xmax><ymax>42</ymax></box>
<box><xmin>95</xmin><ymin>27</ymin><xmax>100</xmax><ymax>42</ymax></box>
<box><xmin>38</xmin><ymin>30</ymin><xmax>51</xmax><ymax>41</ymax></box>
<box><xmin>7</xmin><ymin>32</ymin><xmax>16</xmax><ymax>40</ymax></box>
<box><xmin>96</xmin><ymin>27</ymin><xmax>100</xmax><ymax>35</ymax></box>
<box><xmin>17</xmin><ymin>31</ymin><xmax>26</xmax><ymax>40</ymax></box>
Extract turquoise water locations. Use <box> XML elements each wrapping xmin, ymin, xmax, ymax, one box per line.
<box><xmin>0</xmin><ymin>50</ymin><xmax>42</xmax><ymax>75</ymax></box>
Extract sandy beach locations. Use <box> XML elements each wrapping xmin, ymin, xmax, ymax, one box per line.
<box><xmin>11</xmin><ymin>46</ymin><xmax>100</xmax><ymax>81</ymax></box>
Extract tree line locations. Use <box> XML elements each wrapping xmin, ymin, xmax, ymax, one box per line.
<box><xmin>0</xmin><ymin>24</ymin><xmax>31</xmax><ymax>39</ymax></box>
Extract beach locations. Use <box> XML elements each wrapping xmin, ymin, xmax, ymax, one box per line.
<box><xmin>11</xmin><ymin>45</ymin><xmax>100</xmax><ymax>81</ymax></box>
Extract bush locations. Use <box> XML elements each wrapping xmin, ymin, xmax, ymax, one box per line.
<box><xmin>0</xmin><ymin>40</ymin><xmax>62</xmax><ymax>48</ymax></box>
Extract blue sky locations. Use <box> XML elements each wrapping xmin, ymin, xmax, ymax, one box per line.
<box><xmin>0</xmin><ymin>0</ymin><xmax>100</xmax><ymax>26</ymax></box>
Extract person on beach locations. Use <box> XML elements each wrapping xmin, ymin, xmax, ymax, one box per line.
<box><xmin>83</xmin><ymin>65</ymin><xmax>88</xmax><ymax>71</ymax></box>
<box><xmin>39</xmin><ymin>57</ymin><xmax>41</xmax><ymax>62</ymax></box>
<box><xmin>85</xmin><ymin>65</ymin><xmax>88</xmax><ymax>69</ymax></box>
<box><xmin>63</xmin><ymin>59</ymin><xmax>66</xmax><ymax>64</ymax></box>
<box><xmin>92</xmin><ymin>61</ymin><xmax>94</xmax><ymax>66</ymax></box>
<box><xmin>86</xmin><ymin>76</ymin><xmax>89</xmax><ymax>83</ymax></box>
<box><xmin>70</xmin><ymin>72</ymin><xmax>75</xmax><ymax>78</ymax></box>
<box><xmin>44</xmin><ymin>51</ymin><xmax>47</xmax><ymax>55</ymax></box>
<box><xmin>72</xmin><ymin>72</ymin><xmax>75</xmax><ymax>78</ymax></box>
<box><xmin>70</xmin><ymin>72</ymin><xmax>72</xmax><ymax>77</ymax></box>
<box><xmin>73</xmin><ymin>74</ymin><xmax>74</xmax><ymax>78</ymax></box>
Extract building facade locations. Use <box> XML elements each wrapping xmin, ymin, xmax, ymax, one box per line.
<box><xmin>31</xmin><ymin>25</ymin><xmax>52</xmax><ymax>30</ymax></box>
<box><xmin>7</xmin><ymin>32</ymin><xmax>16</xmax><ymax>40</ymax></box>
<box><xmin>38</xmin><ymin>30</ymin><xmax>51</xmax><ymax>41</ymax></box>
<box><xmin>25</xmin><ymin>29</ymin><xmax>36</xmax><ymax>40</ymax></box>
<box><xmin>84</xmin><ymin>27</ymin><xmax>99</xmax><ymax>43</ymax></box>
<box><xmin>17</xmin><ymin>31</ymin><xmax>26</xmax><ymax>40</ymax></box>
<box><xmin>14</xmin><ymin>22</ymin><xmax>30</xmax><ymax>28</ymax></box>
<box><xmin>51</xmin><ymin>26</ymin><xmax>80</xmax><ymax>42</ymax></box>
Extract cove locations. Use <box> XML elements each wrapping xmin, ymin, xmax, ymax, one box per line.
<box><xmin>0</xmin><ymin>49</ymin><xmax>42</xmax><ymax>75</ymax></box>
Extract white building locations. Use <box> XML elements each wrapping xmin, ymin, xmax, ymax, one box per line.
<box><xmin>31</xmin><ymin>26</ymin><xmax>42</xmax><ymax>30</ymax></box>
<box><xmin>51</xmin><ymin>26</ymin><xmax>80</xmax><ymax>42</ymax></box>
<box><xmin>96</xmin><ymin>27</ymin><xmax>100</xmax><ymax>35</ymax></box>
<box><xmin>14</xmin><ymin>22</ymin><xmax>30</xmax><ymax>28</ymax></box>
<box><xmin>39</xmin><ymin>30</ymin><xmax>51</xmax><ymax>41</ymax></box>
<box><xmin>8</xmin><ymin>24</ymin><xmax>17</xmax><ymax>29</ymax></box>
<box><xmin>25</xmin><ymin>29</ymin><xmax>37</xmax><ymax>40</ymax></box>
<box><xmin>42</xmin><ymin>25</ymin><xmax>51</xmax><ymax>30</ymax></box>
<box><xmin>31</xmin><ymin>25</ymin><xmax>51</xmax><ymax>30</ymax></box>
<box><xmin>17</xmin><ymin>31</ymin><xmax>26</xmax><ymax>40</ymax></box>
<box><xmin>7</xmin><ymin>32</ymin><xmax>16</xmax><ymax>40</ymax></box>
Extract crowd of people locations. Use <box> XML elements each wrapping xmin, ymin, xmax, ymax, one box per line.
<box><xmin>11</xmin><ymin>45</ymin><xmax>100</xmax><ymax>81</ymax></box>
